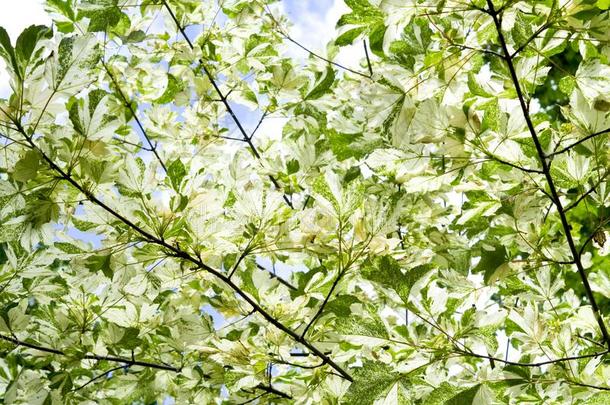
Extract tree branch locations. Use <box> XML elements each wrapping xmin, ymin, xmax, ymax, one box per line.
<box><xmin>101</xmin><ymin>60</ymin><xmax>168</xmax><ymax>174</ymax></box>
<box><xmin>73</xmin><ymin>365</ymin><xmax>125</xmax><ymax>391</ymax></box>
<box><xmin>486</xmin><ymin>0</ymin><xmax>610</xmax><ymax>350</ymax></box>
<box><xmin>255</xmin><ymin>384</ymin><xmax>292</xmax><ymax>399</ymax></box>
<box><xmin>548</xmin><ymin>127</ymin><xmax>610</xmax><ymax>157</ymax></box>
<box><xmin>454</xmin><ymin>347</ymin><xmax>609</xmax><ymax>368</ymax></box>
<box><xmin>0</xmin><ymin>333</ymin><xmax>180</xmax><ymax>371</ymax></box>
<box><xmin>161</xmin><ymin>1</ymin><xmax>294</xmax><ymax>209</ymax></box>
<box><xmin>256</xmin><ymin>263</ymin><xmax>298</xmax><ymax>291</ymax></box>
<box><xmin>565</xmin><ymin>170</ymin><xmax>610</xmax><ymax>212</ymax></box>
<box><xmin>12</xmin><ymin>122</ymin><xmax>352</xmax><ymax>382</ymax></box>
<box><xmin>363</xmin><ymin>40</ymin><xmax>373</xmax><ymax>77</ymax></box>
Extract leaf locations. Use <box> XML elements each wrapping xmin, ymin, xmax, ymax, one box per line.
<box><xmin>0</xmin><ymin>27</ymin><xmax>20</xmax><ymax>79</ymax></box>
<box><xmin>80</xmin><ymin>0</ymin><xmax>123</xmax><ymax>32</ymax></box>
<box><xmin>15</xmin><ymin>25</ymin><xmax>52</xmax><ymax>75</ymax></box>
<box><xmin>575</xmin><ymin>60</ymin><xmax>610</xmax><ymax>104</ymax></box>
<box><xmin>0</xmin><ymin>223</ymin><xmax>24</xmax><ymax>244</ymax></box>
<box><xmin>69</xmin><ymin>89</ymin><xmax>118</xmax><ymax>140</ymax></box>
<box><xmin>312</xmin><ymin>174</ymin><xmax>341</xmax><ymax>213</ymax></box>
<box><xmin>305</xmin><ymin>67</ymin><xmax>335</xmax><ymax>100</ymax></box>
<box><xmin>335</xmin><ymin>27</ymin><xmax>366</xmax><ymax>46</ymax></box>
<box><xmin>123</xmin><ymin>30</ymin><xmax>146</xmax><ymax>43</ymax></box>
<box><xmin>444</xmin><ymin>384</ymin><xmax>483</xmax><ymax>405</ymax></box>
<box><xmin>286</xmin><ymin>159</ymin><xmax>300</xmax><ymax>174</ymax></box>
<box><xmin>363</xmin><ymin>256</ymin><xmax>429</xmax><ymax>304</ymax></box>
<box><xmin>597</xmin><ymin>0</ymin><xmax>610</xmax><ymax>10</ymax></box>
<box><xmin>510</xmin><ymin>12</ymin><xmax>533</xmax><ymax>50</ymax></box>
<box><xmin>343</xmin><ymin>361</ymin><xmax>406</xmax><ymax>405</ymax></box>
<box><xmin>46</xmin><ymin>34</ymin><xmax>100</xmax><ymax>93</ymax></box>
<box><xmin>327</xmin><ymin>295</ymin><xmax>388</xmax><ymax>338</ymax></box>
<box><xmin>167</xmin><ymin>159</ymin><xmax>186</xmax><ymax>190</ymax></box>
<box><xmin>13</xmin><ymin>150</ymin><xmax>41</xmax><ymax>182</ymax></box>
<box><xmin>156</xmin><ymin>74</ymin><xmax>184</xmax><ymax>104</ymax></box>
<box><xmin>54</xmin><ymin>242</ymin><xmax>85</xmax><ymax>254</ymax></box>
<box><xmin>474</xmin><ymin>245</ymin><xmax>508</xmax><ymax>285</ymax></box>
<box><xmin>425</xmin><ymin>383</ymin><xmax>485</xmax><ymax>405</ymax></box>
<box><xmin>587</xmin><ymin>392</ymin><xmax>610</xmax><ymax>404</ymax></box>
<box><xmin>338</xmin><ymin>0</ymin><xmax>383</xmax><ymax>27</ymax></box>
<box><xmin>481</xmin><ymin>100</ymin><xmax>505</xmax><ymax>133</ymax></box>
<box><xmin>86</xmin><ymin>254</ymin><xmax>113</xmax><ymax>278</ymax></box>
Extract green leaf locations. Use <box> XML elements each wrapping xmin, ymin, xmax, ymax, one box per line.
<box><xmin>559</xmin><ymin>75</ymin><xmax>575</xmax><ymax>95</ymax></box>
<box><xmin>343</xmin><ymin>361</ymin><xmax>406</xmax><ymax>405</ymax></box>
<box><xmin>286</xmin><ymin>159</ymin><xmax>300</xmax><ymax>174</ymax></box>
<box><xmin>123</xmin><ymin>30</ymin><xmax>146</xmax><ymax>43</ymax></box>
<box><xmin>15</xmin><ymin>25</ymin><xmax>52</xmax><ymax>73</ymax></box>
<box><xmin>335</xmin><ymin>27</ymin><xmax>366</xmax><ymax>46</ymax></box>
<box><xmin>511</xmin><ymin>12</ymin><xmax>534</xmax><ymax>50</ymax></box>
<box><xmin>13</xmin><ymin>150</ymin><xmax>41</xmax><ymax>182</ymax></box>
<box><xmin>481</xmin><ymin>100</ymin><xmax>505</xmax><ymax>133</ymax></box>
<box><xmin>468</xmin><ymin>72</ymin><xmax>493</xmax><ymax>97</ymax></box>
<box><xmin>328</xmin><ymin>295</ymin><xmax>388</xmax><ymax>338</ymax></box>
<box><xmin>86</xmin><ymin>254</ymin><xmax>113</xmax><ymax>278</ymax></box>
<box><xmin>338</xmin><ymin>0</ymin><xmax>383</xmax><ymax>27</ymax></box>
<box><xmin>54</xmin><ymin>242</ymin><xmax>85</xmax><ymax>254</ymax></box>
<box><xmin>444</xmin><ymin>384</ymin><xmax>483</xmax><ymax>405</ymax></box>
<box><xmin>363</xmin><ymin>256</ymin><xmax>428</xmax><ymax>304</ymax></box>
<box><xmin>0</xmin><ymin>223</ymin><xmax>24</xmax><ymax>244</ymax></box>
<box><xmin>167</xmin><ymin>159</ymin><xmax>186</xmax><ymax>190</ymax></box>
<box><xmin>0</xmin><ymin>27</ymin><xmax>20</xmax><ymax>80</ymax></box>
<box><xmin>305</xmin><ymin>67</ymin><xmax>335</xmax><ymax>100</ymax></box>
<box><xmin>69</xmin><ymin>89</ymin><xmax>117</xmax><ymax>140</ymax></box>
<box><xmin>586</xmin><ymin>392</ymin><xmax>610</xmax><ymax>404</ymax></box>
<box><xmin>80</xmin><ymin>0</ymin><xmax>123</xmax><ymax>32</ymax></box>
<box><xmin>425</xmin><ymin>383</ymin><xmax>485</xmax><ymax>405</ymax></box>
<box><xmin>156</xmin><ymin>74</ymin><xmax>183</xmax><ymax>104</ymax></box>
<box><xmin>474</xmin><ymin>245</ymin><xmax>508</xmax><ymax>285</ymax></box>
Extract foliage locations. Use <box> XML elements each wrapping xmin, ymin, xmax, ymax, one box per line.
<box><xmin>0</xmin><ymin>0</ymin><xmax>610</xmax><ymax>403</ymax></box>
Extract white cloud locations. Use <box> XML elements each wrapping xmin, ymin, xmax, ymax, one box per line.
<box><xmin>279</xmin><ymin>0</ymin><xmax>366</xmax><ymax>74</ymax></box>
<box><xmin>0</xmin><ymin>1</ymin><xmax>51</xmax><ymax>98</ymax></box>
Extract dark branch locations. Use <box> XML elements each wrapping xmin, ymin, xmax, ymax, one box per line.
<box><xmin>511</xmin><ymin>21</ymin><xmax>553</xmax><ymax>58</ymax></box>
<box><xmin>0</xmin><ymin>333</ymin><xmax>180</xmax><ymax>371</ymax></box>
<box><xmin>161</xmin><ymin>1</ymin><xmax>294</xmax><ymax>209</ymax></box>
<box><xmin>256</xmin><ymin>263</ymin><xmax>298</xmax><ymax>291</ymax></box>
<box><xmin>101</xmin><ymin>60</ymin><xmax>168</xmax><ymax>174</ymax></box>
<box><xmin>300</xmin><ymin>268</ymin><xmax>346</xmax><ymax>339</ymax></box>
<box><xmin>486</xmin><ymin>0</ymin><xmax>610</xmax><ymax>350</ymax></box>
<box><xmin>548</xmin><ymin>127</ymin><xmax>610</xmax><ymax>157</ymax></box>
<box><xmin>12</xmin><ymin>121</ymin><xmax>352</xmax><ymax>382</ymax></box>
<box><xmin>73</xmin><ymin>365</ymin><xmax>125</xmax><ymax>391</ymax></box>
<box><xmin>454</xmin><ymin>347</ymin><xmax>609</xmax><ymax>368</ymax></box>
<box><xmin>565</xmin><ymin>170</ymin><xmax>610</xmax><ymax>212</ymax></box>
<box><xmin>363</xmin><ymin>40</ymin><xmax>373</xmax><ymax>77</ymax></box>
<box><xmin>255</xmin><ymin>384</ymin><xmax>292</xmax><ymax>399</ymax></box>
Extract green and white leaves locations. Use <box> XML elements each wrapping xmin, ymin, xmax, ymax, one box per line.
<box><xmin>576</xmin><ymin>59</ymin><xmax>610</xmax><ymax>106</ymax></box>
<box><xmin>69</xmin><ymin>89</ymin><xmax>119</xmax><ymax>141</ymax></box>
<box><xmin>44</xmin><ymin>34</ymin><xmax>100</xmax><ymax>93</ymax></box>
<box><xmin>0</xmin><ymin>25</ymin><xmax>51</xmax><ymax>83</ymax></box>
<box><xmin>0</xmin><ymin>0</ymin><xmax>610</xmax><ymax>403</ymax></box>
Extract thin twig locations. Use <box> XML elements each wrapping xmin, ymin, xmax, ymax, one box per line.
<box><xmin>162</xmin><ymin>1</ymin><xmax>294</xmax><ymax>208</ymax></box>
<box><xmin>363</xmin><ymin>40</ymin><xmax>373</xmax><ymax>77</ymax></box>
<box><xmin>73</xmin><ymin>365</ymin><xmax>125</xmax><ymax>391</ymax></box>
<box><xmin>548</xmin><ymin>127</ymin><xmax>610</xmax><ymax>157</ymax></box>
<box><xmin>102</xmin><ymin>60</ymin><xmax>168</xmax><ymax>174</ymax></box>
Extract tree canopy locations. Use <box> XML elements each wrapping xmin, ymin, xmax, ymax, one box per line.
<box><xmin>1</xmin><ymin>0</ymin><xmax>610</xmax><ymax>403</ymax></box>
